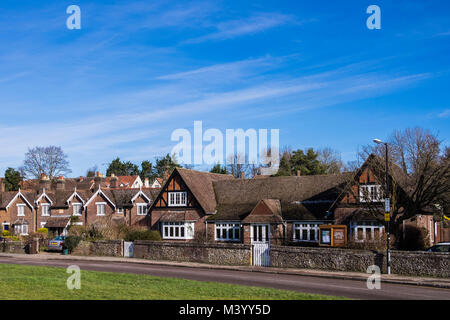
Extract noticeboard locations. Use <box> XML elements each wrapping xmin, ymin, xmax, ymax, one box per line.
<box><xmin>319</xmin><ymin>225</ymin><xmax>348</xmax><ymax>247</ymax></box>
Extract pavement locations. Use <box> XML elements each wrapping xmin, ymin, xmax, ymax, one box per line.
<box><xmin>1</xmin><ymin>252</ymin><xmax>450</xmax><ymax>299</ymax></box>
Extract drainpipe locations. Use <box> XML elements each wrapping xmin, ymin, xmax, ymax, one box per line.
<box><xmin>205</xmin><ymin>220</ymin><xmax>208</xmax><ymax>243</ymax></box>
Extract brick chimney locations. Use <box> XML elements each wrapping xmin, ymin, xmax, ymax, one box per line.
<box><xmin>39</xmin><ymin>173</ymin><xmax>51</xmax><ymax>190</ymax></box>
<box><xmin>110</xmin><ymin>174</ymin><xmax>118</xmax><ymax>188</ymax></box>
<box><xmin>144</xmin><ymin>178</ymin><xmax>149</xmax><ymax>188</ymax></box>
<box><xmin>94</xmin><ymin>171</ymin><xmax>102</xmax><ymax>189</ymax></box>
<box><xmin>56</xmin><ymin>176</ymin><xmax>65</xmax><ymax>191</ymax></box>
<box><xmin>0</xmin><ymin>179</ymin><xmax>5</xmax><ymax>192</ymax></box>
<box><xmin>240</xmin><ymin>171</ymin><xmax>245</xmax><ymax>180</ymax></box>
<box><xmin>296</xmin><ymin>170</ymin><xmax>301</xmax><ymax>177</ymax></box>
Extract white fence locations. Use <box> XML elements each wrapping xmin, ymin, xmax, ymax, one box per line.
<box><xmin>252</xmin><ymin>243</ymin><xmax>270</xmax><ymax>267</ymax></box>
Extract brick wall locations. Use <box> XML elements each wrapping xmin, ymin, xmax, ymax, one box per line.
<box><xmin>134</xmin><ymin>240</ymin><xmax>251</xmax><ymax>266</ymax></box>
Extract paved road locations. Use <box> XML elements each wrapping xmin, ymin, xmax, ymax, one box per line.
<box><xmin>1</xmin><ymin>256</ymin><xmax>449</xmax><ymax>300</ymax></box>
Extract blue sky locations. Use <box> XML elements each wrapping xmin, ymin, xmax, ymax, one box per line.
<box><xmin>0</xmin><ymin>0</ymin><xmax>449</xmax><ymax>176</ymax></box>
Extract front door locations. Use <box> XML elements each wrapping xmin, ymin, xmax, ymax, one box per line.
<box><xmin>251</xmin><ymin>224</ymin><xmax>270</xmax><ymax>244</ymax></box>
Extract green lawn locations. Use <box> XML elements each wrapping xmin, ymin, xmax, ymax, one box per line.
<box><xmin>0</xmin><ymin>263</ymin><xmax>346</xmax><ymax>300</ymax></box>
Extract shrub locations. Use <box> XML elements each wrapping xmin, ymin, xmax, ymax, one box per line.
<box><xmin>5</xmin><ymin>236</ymin><xmax>19</xmax><ymax>241</ymax></box>
<box><xmin>37</xmin><ymin>228</ymin><xmax>48</xmax><ymax>235</ymax></box>
<box><xmin>68</xmin><ymin>225</ymin><xmax>88</xmax><ymax>238</ymax></box>
<box><xmin>2</xmin><ymin>230</ymin><xmax>10</xmax><ymax>237</ymax></box>
<box><xmin>397</xmin><ymin>225</ymin><xmax>430</xmax><ymax>251</ymax></box>
<box><xmin>124</xmin><ymin>230</ymin><xmax>161</xmax><ymax>241</ymax></box>
<box><xmin>63</xmin><ymin>236</ymin><xmax>82</xmax><ymax>253</ymax></box>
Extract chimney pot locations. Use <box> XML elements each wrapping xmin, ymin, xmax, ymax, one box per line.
<box><xmin>240</xmin><ymin>171</ymin><xmax>245</xmax><ymax>180</ymax></box>
<box><xmin>296</xmin><ymin>170</ymin><xmax>301</xmax><ymax>177</ymax></box>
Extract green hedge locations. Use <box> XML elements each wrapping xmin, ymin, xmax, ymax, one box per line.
<box><xmin>124</xmin><ymin>230</ymin><xmax>161</xmax><ymax>242</ymax></box>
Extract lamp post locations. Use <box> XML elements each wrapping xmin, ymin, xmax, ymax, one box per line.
<box><xmin>373</xmin><ymin>138</ymin><xmax>391</xmax><ymax>275</ymax></box>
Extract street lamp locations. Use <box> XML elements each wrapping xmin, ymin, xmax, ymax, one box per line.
<box><xmin>373</xmin><ymin>138</ymin><xmax>391</xmax><ymax>275</ymax></box>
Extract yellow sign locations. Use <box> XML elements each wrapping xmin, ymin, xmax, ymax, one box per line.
<box><xmin>384</xmin><ymin>213</ymin><xmax>390</xmax><ymax>222</ymax></box>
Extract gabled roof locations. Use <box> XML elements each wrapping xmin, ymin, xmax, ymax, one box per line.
<box><xmin>3</xmin><ymin>189</ymin><xmax>35</xmax><ymax>210</ymax></box>
<box><xmin>131</xmin><ymin>188</ymin><xmax>152</xmax><ymax>203</ymax></box>
<box><xmin>35</xmin><ymin>189</ymin><xmax>53</xmax><ymax>206</ymax></box>
<box><xmin>84</xmin><ymin>187</ymin><xmax>116</xmax><ymax>209</ymax></box>
<box><xmin>66</xmin><ymin>189</ymin><xmax>86</xmax><ymax>205</ymax></box>
<box><xmin>175</xmin><ymin>168</ymin><xmax>235</xmax><ymax>214</ymax></box>
<box><xmin>242</xmin><ymin>199</ymin><xmax>283</xmax><ymax>224</ymax></box>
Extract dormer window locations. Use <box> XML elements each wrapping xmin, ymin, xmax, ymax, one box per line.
<box><xmin>41</xmin><ymin>204</ymin><xmax>50</xmax><ymax>216</ymax></box>
<box><xmin>359</xmin><ymin>185</ymin><xmax>383</xmax><ymax>202</ymax></box>
<box><xmin>168</xmin><ymin>192</ymin><xmax>187</xmax><ymax>207</ymax></box>
<box><xmin>96</xmin><ymin>202</ymin><xmax>106</xmax><ymax>216</ymax></box>
<box><xmin>17</xmin><ymin>204</ymin><xmax>25</xmax><ymax>216</ymax></box>
<box><xmin>73</xmin><ymin>203</ymin><xmax>82</xmax><ymax>216</ymax></box>
<box><xmin>137</xmin><ymin>204</ymin><xmax>147</xmax><ymax>215</ymax></box>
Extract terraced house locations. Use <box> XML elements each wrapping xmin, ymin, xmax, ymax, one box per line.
<box><xmin>0</xmin><ymin>173</ymin><xmax>160</xmax><ymax>236</ymax></box>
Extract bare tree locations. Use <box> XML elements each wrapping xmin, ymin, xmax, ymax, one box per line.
<box><xmin>355</xmin><ymin>127</ymin><xmax>450</xmax><ymax>226</ymax></box>
<box><xmin>20</xmin><ymin>146</ymin><xmax>71</xmax><ymax>179</ymax></box>
<box><xmin>226</xmin><ymin>153</ymin><xmax>249</xmax><ymax>178</ymax></box>
<box><xmin>317</xmin><ymin>147</ymin><xmax>344</xmax><ymax>174</ymax></box>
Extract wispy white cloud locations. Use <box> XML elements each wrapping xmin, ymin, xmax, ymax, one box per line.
<box><xmin>183</xmin><ymin>12</ymin><xmax>300</xmax><ymax>44</ymax></box>
<box><xmin>438</xmin><ymin>109</ymin><xmax>450</xmax><ymax>118</ymax></box>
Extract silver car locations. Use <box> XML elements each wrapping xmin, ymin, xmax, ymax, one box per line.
<box><xmin>48</xmin><ymin>236</ymin><xmax>66</xmax><ymax>251</ymax></box>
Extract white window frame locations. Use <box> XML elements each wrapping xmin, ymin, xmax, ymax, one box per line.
<box><xmin>293</xmin><ymin>222</ymin><xmax>323</xmax><ymax>242</ymax></box>
<box><xmin>116</xmin><ymin>207</ymin><xmax>124</xmax><ymax>215</ymax></box>
<box><xmin>96</xmin><ymin>202</ymin><xmax>106</xmax><ymax>216</ymax></box>
<box><xmin>14</xmin><ymin>224</ymin><xmax>28</xmax><ymax>235</ymax></box>
<box><xmin>250</xmin><ymin>224</ymin><xmax>270</xmax><ymax>244</ymax></box>
<box><xmin>137</xmin><ymin>203</ymin><xmax>147</xmax><ymax>215</ymax></box>
<box><xmin>359</xmin><ymin>185</ymin><xmax>383</xmax><ymax>203</ymax></box>
<box><xmin>215</xmin><ymin>222</ymin><xmax>241</xmax><ymax>241</ymax></box>
<box><xmin>168</xmin><ymin>192</ymin><xmax>187</xmax><ymax>207</ymax></box>
<box><xmin>350</xmin><ymin>221</ymin><xmax>384</xmax><ymax>242</ymax></box>
<box><xmin>41</xmin><ymin>204</ymin><xmax>50</xmax><ymax>216</ymax></box>
<box><xmin>17</xmin><ymin>204</ymin><xmax>26</xmax><ymax>216</ymax></box>
<box><xmin>73</xmin><ymin>203</ymin><xmax>82</xmax><ymax>216</ymax></box>
<box><xmin>161</xmin><ymin>222</ymin><xmax>194</xmax><ymax>239</ymax></box>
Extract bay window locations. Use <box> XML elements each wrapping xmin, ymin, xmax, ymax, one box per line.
<box><xmin>162</xmin><ymin>222</ymin><xmax>194</xmax><ymax>239</ymax></box>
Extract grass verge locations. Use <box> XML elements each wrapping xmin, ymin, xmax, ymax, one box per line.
<box><xmin>0</xmin><ymin>263</ymin><xmax>347</xmax><ymax>300</ymax></box>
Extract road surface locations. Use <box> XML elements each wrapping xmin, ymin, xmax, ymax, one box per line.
<box><xmin>0</xmin><ymin>255</ymin><xmax>449</xmax><ymax>300</ymax></box>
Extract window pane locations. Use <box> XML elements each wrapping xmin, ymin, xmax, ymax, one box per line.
<box><xmin>357</xmin><ymin>228</ymin><xmax>364</xmax><ymax>240</ymax></box>
<box><xmin>180</xmin><ymin>226</ymin><xmax>185</xmax><ymax>237</ymax></box>
<box><xmin>234</xmin><ymin>227</ymin><xmax>239</xmax><ymax>240</ymax></box>
<box><xmin>302</xmin><ymin>230</ymin><xmax>308</xmax><ymax>240</ymax></box>
<box><xmin>175</xmin><ymin>227</ymin><xmax>179</xmax><ymax>237</ymax></box>
<box><xmin>310</xmin><ymin>229</ymin><xmax>316</xmax><ymax>241</ymax></box>
<box><xmin>216</xmin><ymin>228</ymin><xmax>221</xmax><ymax>239</ymax></box>
<box><xmin>374</xmin><ymin>228</ymin><xmax>380</xmax><ymax>239</ymax></box>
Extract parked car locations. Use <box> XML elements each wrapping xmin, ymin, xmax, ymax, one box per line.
<box><xmin>48</xmin><ymin>236</ymin><xmax>66</xmax><ymax>251</ymax></box>
<box><xmin>426</xmin><ymin>242</ymin><xmax>450</xmax><ymax>253</ymax></box>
